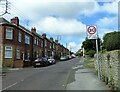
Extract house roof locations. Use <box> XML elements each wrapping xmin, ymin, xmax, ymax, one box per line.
<box><xmin>32</xmin><ymin>31</ymin><xmax>43</xmax><ymax>39</ymax></box>
<box><xmin>0</xmin><ymin>17</ymin><xmax>11</xmax><ymax>25</ymax></box>
<box><xmin>19</xmin><ymin>25</ymin><xmax>32</xmax><ymax>36</ymax></box>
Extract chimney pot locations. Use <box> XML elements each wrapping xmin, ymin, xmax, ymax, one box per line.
<box><xmin>31</xmin><ymin>27</ymin><xmax>36</xmax><ymax>33</ymax></box>
<box><xmin>42</xmin><ymin>33</ymin><xmax>46</xmax><ymax>38</ymax></box>
<box><xmin>11</xmin><ymin>17</ymin><xmax>19</xmax><ymax>26</ymax></box>
<box><xmin>50</xmin><ymin>37</ymin><xmax>53</xmax><ymax>41</ymax></box>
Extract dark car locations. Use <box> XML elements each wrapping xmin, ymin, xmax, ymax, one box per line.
<box><xmin>33</xmin><ymin>57</ymin><xmax>49</xmax><ymax>67</ymax></box>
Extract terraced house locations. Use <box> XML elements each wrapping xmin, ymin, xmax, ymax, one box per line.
<box><xmin>0</xmin><ymin>17</ymin><xmax>70</xmax><ymax>68</ymax></box>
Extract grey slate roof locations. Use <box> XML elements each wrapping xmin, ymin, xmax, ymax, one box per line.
<box><xmin>0</xmin><ymin>17</ymin><xmax>11</xmax><ymax>24</ymax></box>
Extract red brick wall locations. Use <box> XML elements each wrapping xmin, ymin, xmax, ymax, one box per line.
<box><xmin>0</xmin><ymin>26</ymin><xmax>4</xmax><ymax>44</ymax></box>
<box><xmin>2</xmin><ymin>25</ymin><xmax>33</xmax><ymax>67</ymax></box>
<box><xmin>14</xmin><ymin>60</ymin><xmax>23</xmax><ymax>68</ymax></box>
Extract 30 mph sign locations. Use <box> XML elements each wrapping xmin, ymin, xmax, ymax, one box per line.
<box><xmin>87</xmin><ymin>26</ymin><xmax>97</xmax><ymax>39</ymax></box>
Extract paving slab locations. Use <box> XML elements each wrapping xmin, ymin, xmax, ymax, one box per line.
<box><xmin>66</xmin><ymin>58</ymin><xmax>112</xmax><ymax>90</ymax></box>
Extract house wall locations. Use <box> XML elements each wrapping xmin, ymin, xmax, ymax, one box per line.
<box><xmin>0</xmin><ymin>26</ymin><xmax>3</xmax><ymax>68</ymax></box>
<box><xmin>2</xmin><ymin>25</ymin><xmax>33</xmax><ymax>68</ymax></box>
<box><xmin>32</xmin><ymin>29</ymin><xmax>44</xmax><ymax>59</ymax></box>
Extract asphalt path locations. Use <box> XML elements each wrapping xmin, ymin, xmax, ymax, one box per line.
<box><xmin>2</xmin><ymin>57</ymin><xmax>79</xmax><ymax>90</ymax></box>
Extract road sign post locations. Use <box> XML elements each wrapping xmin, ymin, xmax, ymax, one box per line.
<box><xmin>87</xmin><ymin>25</ymin><xmax>100</xmax><ymax>80</ymax></box>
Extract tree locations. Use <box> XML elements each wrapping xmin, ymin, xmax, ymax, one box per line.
<box><xmin>82</xmin><ymin>38</ymin><xmax>101</xmax><ymax>52</ymax></box>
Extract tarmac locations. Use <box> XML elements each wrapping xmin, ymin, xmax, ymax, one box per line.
<box><xmin>66</xmin><ymin>57</ymin><xmax>112</xmax><ymax>91</ymax></box>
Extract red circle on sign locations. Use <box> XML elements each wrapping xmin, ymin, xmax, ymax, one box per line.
<box><xmin>87</xmin><ymin>26</ymin><xmax>96</xmax><ymax>34</ymax></box>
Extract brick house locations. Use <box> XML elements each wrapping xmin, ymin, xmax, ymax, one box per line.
<box><xmin>42</xmin><ymin>34</ymin><xmax>52</xmax><ymax>57</ymax></box>
<box><xmin>31</xmin><ymin>27</ymin><xmax>44</xmax><ymax>60</ymax></box>
<box><xmin>0</xmin><ymin>17</ymin><xmax>33</xmax><ymax>68</ymax></box>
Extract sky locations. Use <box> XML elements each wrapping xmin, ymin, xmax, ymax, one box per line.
<box><xmin>0</xmin><ymin>0</ymin><xmax>118</xmax><ymax>53</ymax></box>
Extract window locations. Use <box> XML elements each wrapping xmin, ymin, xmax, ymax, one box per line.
<box><xmin>6</xmin><ymin>28</ymin><xmax>13</xmax><ymax>39</ymax></box>
<box><xmin>25</xmin><ymin>35</ymin><xmax>30</xmax><ymax>44</ymax></box>
<box><xmin>41</xmin><ymin>40</ymin><xmax>43</xmax><ymax>47</ymax></box>
<box><xmin>50</xmin><ymin>43</ymin><xmax>52</xmax><ymax>49</ymax></box>
<box><xmin>37</xmin><ymin>51</ymin><xmax>39</xmax><ymax>58</ymax></box>
<box><xmin>36</xmin><ymin>39</ymin><xmax>39</xmax><ymax>45</ymax></box>
<box><xmin>53</xmin><ymin>43</ymin><xmax>55</xmax><ymax>49</ymax></box>
<box><xmin>18</xmin><ymin>32</ymin><xmax>22</xmax><ymax>42</ymax></box>
<box><xmin>45</xmin><ymin>40</ymin><xmax>47</xmax><ymax>46</ymax></box>
<box><xmin>16</xmin><ymin>48</ymin><xmax>20</xmax><ymax>59</ymax></box>
<box><xmin>34</xmin><ymin>37</ymin><xmax>36</xmax><ymax>44</ymax></box>
<box><xmin>27</xmin><ymin>51</ymin><xmax>30</xmax><ymax>60</ymax></box>
<box><xmin>5</xmin><ymin>46</ymin><xmax>12</xmax><ymax>58</ymax></box>
<box><xmin>56</xmin><ymin>46</ymin><xmax>58</xmax><ymax>50</ymax></box>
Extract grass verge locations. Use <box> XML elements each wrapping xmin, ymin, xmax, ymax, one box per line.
<box><xmin>84</xmin><ymin>58</ymin><xmax>95</xmax><ymax>68</ymax></box>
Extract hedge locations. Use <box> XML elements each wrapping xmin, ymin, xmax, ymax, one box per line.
<box><xmin>103</xmin><ymin>31</ymin><xmax>120</xmax><ymax>51</ymax></box>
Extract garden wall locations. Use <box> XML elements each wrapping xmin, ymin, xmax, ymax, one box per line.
<box><xmin>94</xmin><ymin>50</ymin><xmax>120</xmax><ymax>90</ymax></box>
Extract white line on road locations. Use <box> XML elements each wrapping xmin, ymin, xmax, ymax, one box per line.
<box><xmin>2</xmin><ymin>79</ymin><xmax>25</xmax><ymax>90</ymax></box>
<box><xmin>2</xmin><ymin>82</ymin><xmax>18</xmax><ymax>90</ymax></box>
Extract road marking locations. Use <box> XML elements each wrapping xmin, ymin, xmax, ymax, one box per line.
<box><xmin>2</xmin><ymin>79</ymin><xmax>25</xmax><ymax>90</ymax></box>
<box><xmin>2</xmin><ymin>82</ymin><xmax>18</xmax><ymax>90</ymax></box>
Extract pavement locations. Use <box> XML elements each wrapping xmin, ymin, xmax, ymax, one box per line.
<box><xmin>66</xmin><ymin>57</ymin><xmax>112</xmax><ymax>90</ymax></box>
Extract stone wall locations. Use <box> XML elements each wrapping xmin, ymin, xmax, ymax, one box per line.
<box><xmin>94</xmin><ymin>50</ymin><xmax>120</xmax><ymax>90</ymax></box>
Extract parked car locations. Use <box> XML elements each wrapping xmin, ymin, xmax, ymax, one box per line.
<box><xmin>67</xmin><ymin>55</ymin><xmax>72</xmax><ymax>59</ymax></box>
<box><xmin>71</xmin><ymin>54</ymin><xmax>76</xmax><ymax>58</ymax></box>
<box><xmin>33</xmin><ymin>57</ymin><xmax>49</xmax><ymax>67</ymax></box>
<box><xmin>60</xmin><ymin>56</ymin><xmax>67</xmax><ymax>61</ymax></box>
<box><xmin>48</xmin><ymin>57</ymin><xmax>56</xmax><ymax>64</ymax></box>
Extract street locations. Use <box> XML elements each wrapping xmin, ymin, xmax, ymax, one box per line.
<box><xmin>2</xmin><ymin>57</ymin><xmax>80</xmax><ymax>90</ymax></box>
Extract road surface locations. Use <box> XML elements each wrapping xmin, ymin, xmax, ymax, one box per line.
<box><xmin>2</xmin><ymin>57</ymin><xmax>79</xmax><ymax>90</ymax></box>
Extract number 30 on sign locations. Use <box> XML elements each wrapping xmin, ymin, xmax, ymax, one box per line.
<box><xmin>87</xmin><ymin>26</ymin><xmax>97</xmax><ymax>39</ymax></box>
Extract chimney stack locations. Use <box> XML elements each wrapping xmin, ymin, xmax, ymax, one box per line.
<box><xmin>11</xmin><ymin>17</ymin><xmax>19</xmax><ymax>26</ymax></box>
<box><xmin>42</xmin><ymin>33</ymin><xmax>46</xmax><ymax>38</ymax></box>
<box><xmin>50</xmin><ymin>37</ymin><xmax>53</xmax><ymax>41</ymax></box>
<box><xmin>31</xmin><ymin>27</ymin><xmax>36</xmax><ymax>33</ymax></box>
<box><xmin>55</xmin><ymin>40</ymin><xmax>58</xmax><ymax>44</ymax></box>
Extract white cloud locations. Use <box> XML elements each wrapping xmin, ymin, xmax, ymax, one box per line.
<box><xmin>30</xmin><ymin>17</ymin><xmax>86</xmax><ymax>35</ymax></box>
<box><xmin>8</xmin><ymin>0</ymin><xmax>101</xmax><ymax>19</ymax></box>
<box><xmin>67</xmin><ymin>42</ymin><xmax>82</xmax><ymax>52</ymax></box>
<box><xmin>96</xmin><ymin>17</ymin><xmax>117</xmax><ymax>29</ymax></box>
<box><xmin>100</xmin><ymin>1</ymin><xmax>118</xmax><ymax>14</ymax></box>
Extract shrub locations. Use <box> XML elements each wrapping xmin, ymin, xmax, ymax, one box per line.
<box><xmin>103</xmin><ymin>31</ymin><xmax>120</xmax><ymax>51</ymax></box>
<box><xmin>88</xmin><ymin>50</ymin><xmax>96</xmax><ymax>57</ymax></box>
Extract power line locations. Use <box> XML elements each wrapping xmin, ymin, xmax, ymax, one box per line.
<box><xmin>0</xmin><ymin>0</ymin><xmax>10</xmax><ymax>16</ymax></box>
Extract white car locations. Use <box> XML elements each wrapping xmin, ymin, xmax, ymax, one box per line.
<box><xmin>48</xmin><ymin>57</ymin><xmax>56</xmax><ymax>64</ymax></box>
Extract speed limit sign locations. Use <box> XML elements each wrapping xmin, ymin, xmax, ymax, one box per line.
<box><xmin>87</xmin><ymin>26</ymin><xmax>97</xmax><ymax>39</ymax></box>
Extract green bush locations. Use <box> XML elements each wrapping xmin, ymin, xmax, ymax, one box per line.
<box><xmin>103</xmin><ymin>31</ymin><xmax>120</xmax><ymax>51</ymax></box>
<box><xmin>88</xmin><ymin>50</ymin><xmax>96</xmax><ymax>57</ymax></box>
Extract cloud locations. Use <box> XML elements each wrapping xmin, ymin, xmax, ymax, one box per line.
<box><xmin>8</xmin><ymin>0</ymin><xmax>101</xmax><ymax>19</ymax></box>
<box><xmin>67</xmin><ymin>42</ymin><xmax>82</xmax><ymax>52</ymax></box>
<box><xmin>96</xmin><ymin>17</ymin><xmax>117</xmax><ymax>30</ymax></box>
<box><xmin>99</xmin><ymin>1</ymin><xmax>118</xmax><ymax>14</ymax></box>
<box><xmin>30</xmin><ymin>17</ymin><xmax>86</xmax><ymax>35</ymax></box>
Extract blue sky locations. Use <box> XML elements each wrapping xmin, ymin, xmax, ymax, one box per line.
<box><xmin>0</xmin><ymin>0</ymin><xmax>118</xmax><ymax>52</ymax></box>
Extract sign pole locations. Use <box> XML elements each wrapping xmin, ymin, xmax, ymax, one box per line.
<box><xmin>87</xmin><ymin>25</ymin><xmax>100</xmax><ymax>80</ymax></box>
<box><xmin>96</xmin><ymin>37</ymin><xmax>100</xmax><ymax>80</ymax></box>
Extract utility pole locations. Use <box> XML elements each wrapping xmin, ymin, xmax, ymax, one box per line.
<box><xmin>56</xmin><ymin>35</ymin><xmax>61</xmax><ymax>41</ymax></box>
<box><xmin>0</xmin><ymin>0</ymin><xmax>10</xmax><ymax>16</ymax></box>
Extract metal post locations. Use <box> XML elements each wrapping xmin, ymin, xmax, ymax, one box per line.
<box><xmin>69</xmin><ymin>46</ymin><xmax>71</xmax><ymax>56</ymax></box>
<box><xmin>96</xmin><ymin>38</ymin><xmax>100</xmax><ymax>80</ymax></box>
<box><xmin>83</xmin><ymin>47</ymin><xmax>85</xmax><ymax>57</ymax></box>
